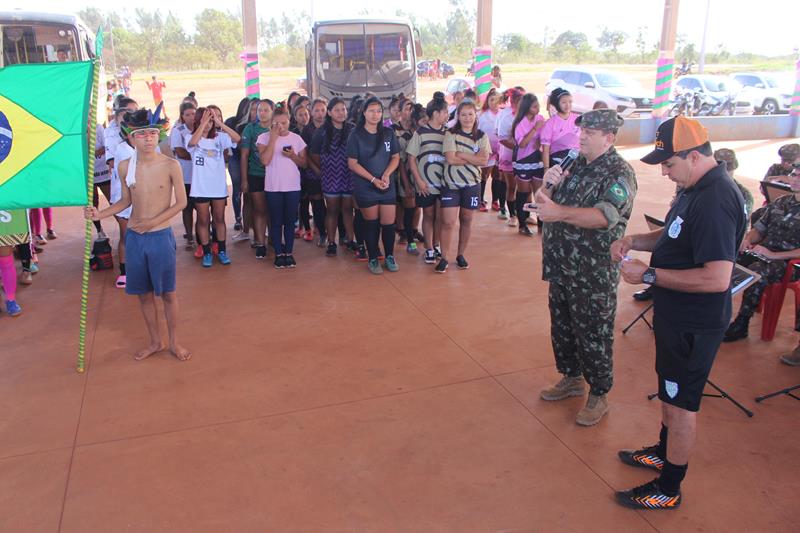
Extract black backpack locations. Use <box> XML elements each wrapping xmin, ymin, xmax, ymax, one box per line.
<box><xmin>90</xmin><ymin>238</ymin><xmax>114</xmax><ymax>271</ymax></box>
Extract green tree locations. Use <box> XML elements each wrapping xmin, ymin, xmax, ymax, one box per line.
<box><xmin>552</xmin><ymin>31</ymin><xmax>591</xmax><ymax>63</ymax></box>
<box><xmin>195</xmin><ymin>9</ymin><xmax>242</xmax><ymax>64</ymax></box>
<box><xmin>597</xmin><ymin>27</ymin><xmax>626</xmax><ymax>61</ymax></box>
<box><xmin>635</xmin><ymin>26</ymin><xmax>648</xmax><ymax>63</ymax></box>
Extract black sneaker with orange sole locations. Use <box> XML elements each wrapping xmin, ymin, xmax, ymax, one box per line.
<box><xmin>618</xmin><ymin>444</ymin><xmax>664</xmax><ymax>472</ymax></box>
<box><xmin>615</xmin><ymin>479</ymin><xmax>681</xmax><ymax>510</ymax></box>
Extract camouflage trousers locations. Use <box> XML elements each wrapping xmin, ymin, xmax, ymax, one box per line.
<box><xmin>548</xmin><ymin>281</ymin><xmax>616</xmax><ymax>396</ymax></box>
<box><xmin>736</xmin><ymin>256</ymin><xmax>800</xmax><ymax>330</ymax></box>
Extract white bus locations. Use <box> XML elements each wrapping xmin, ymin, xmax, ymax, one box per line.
<box><xmin>1</xmin><ymin>10</ymin><xmax>97</xmax><ymax>66</ymax></box>
<box><xmin>305</xmin><ymin>18</ymin><xmax>422</xmax><ymax>108</ymax></box>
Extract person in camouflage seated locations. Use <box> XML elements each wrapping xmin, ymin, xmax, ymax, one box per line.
<box><xmin>723</xmin><ymin>158</ymin><xmax>800</xmax><ymax>350</ymax></box>
<box><xmin>532</xmin><ymin>108</ymin><xmax>637</xmax><ymax>426</ymax></box>
<box><xmin>713</xmin><ymin>148</ymin><xmax>753</xmax><ymax>220</ymax></box>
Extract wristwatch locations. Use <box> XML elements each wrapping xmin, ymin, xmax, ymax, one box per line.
<box><xmin>642</xmin><ymin>267</ymin><xmax>657</xmax><ymax>286</ymax></box>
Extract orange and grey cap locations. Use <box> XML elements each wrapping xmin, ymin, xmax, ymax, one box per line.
<box><xmin>641</xmin><ymin>115</ymin><xmax>709</xmax><ymax>165</ymax></box>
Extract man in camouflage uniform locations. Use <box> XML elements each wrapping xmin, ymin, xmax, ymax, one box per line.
<box><xmin>759</xmin><ymin>143</ymin><xmax>800</xmax><ymax>203</ymax></box>
<box><xmin>533</xmin><ymin>108</ymin><xmax>637</xmax><ymax>426</ymax></box>
<box><xmin>713</xmin><ymin>148</ymin><xmax>754</xmax><ymax>219</ymax></box>
<box><xmin>723</xmin><ymin>160</ymin><xmax>800</xmax><ymax>343</ymax></box>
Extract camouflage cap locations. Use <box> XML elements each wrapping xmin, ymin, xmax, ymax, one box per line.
<box><xmin>575</xmin><ymin>109</ymin><xmax>625</xmax><ymax>132</ymax></box>
<box><xmin>713</xmin><ymin>148</ymin><xmax>738</xmax><ymax>171</ymax></box>
<box><xmin>778</xmin><ymin>143</ymin><xmax>800</xmax><ymax>160</ymax></box>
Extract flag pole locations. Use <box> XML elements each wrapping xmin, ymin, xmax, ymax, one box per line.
<box><xmin>77</xmin><ymin>32</ymin><xmax>104</xmax><ymax>373</ymax></box>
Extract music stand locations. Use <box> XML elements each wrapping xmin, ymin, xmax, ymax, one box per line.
<box><xmin>645</xmin><ymin>264</ymin><xmax>761</xmax><ymax>417</ymax></box>
<box><xmin>621</xmin><ymin>215</ymin><xmax>664</xmax><ymax>334</ymax></box>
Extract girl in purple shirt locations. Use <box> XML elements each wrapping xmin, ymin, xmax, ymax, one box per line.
<box><xmin>540</xmin><ymin>88</ymin><xmax>580</xmax><ymax>169</ymax></box>
<box><xmin>511</xmin><ymin>93</ymin><xmax>546</xmax><ymax>235</ymax></box>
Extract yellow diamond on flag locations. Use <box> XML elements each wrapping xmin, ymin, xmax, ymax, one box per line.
<box><xmin>0</xmin><ymin>94</ymin><xmax>62</xmax><ymax>187</ymax></box>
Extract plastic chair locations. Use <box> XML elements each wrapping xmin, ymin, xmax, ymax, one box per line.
<box><xmin>759</xmin><ymin>259</ymin><xmax>800</xmax><ymax>341</ymax></box>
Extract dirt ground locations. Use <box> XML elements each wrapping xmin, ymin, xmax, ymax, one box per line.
<box><xmin>125</xmin><ymin>64</ymin><xmax>659</xmax><ymax>119</ymax></box>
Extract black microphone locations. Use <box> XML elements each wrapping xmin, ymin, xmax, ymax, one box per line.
<box><xmin>545</xmin><ymin>149</ymin><xmax>579</xmax><ymax>189</ymax></box>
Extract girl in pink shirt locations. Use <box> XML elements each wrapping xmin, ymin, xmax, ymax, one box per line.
<box><xmin>511</xmin><ymin>93</ymin><xmax>546</xmax><ymax>235</ymax></box>
<box><xmin>540</xmin><ymin>88</ymin><xmax>580</xmax><ymax>169</ymax></box>
<box><xmin>496</xmin><ymin>88</ymin><xmax>523</xmax><ymax>224</ymax></box>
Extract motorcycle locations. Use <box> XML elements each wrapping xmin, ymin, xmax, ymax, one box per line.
<box><xmin>675</xmin><ymin>61</ymin><xmax>694</xmax><ymax>78</ymax></box>
<box><xmin>669</xmin><ymin>89</ymin><xmax>698</xmax><ymax>116</ymax></box>
<box><xmin>694</xmin><ymin>92</ymin><xmax>737</xmax><ymax>117</ymax></box>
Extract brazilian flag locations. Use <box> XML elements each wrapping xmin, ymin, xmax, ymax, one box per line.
<box><xmin>0</xmin><ymin>61</ymin><xmax>93</xmax><ymax>209</ymax></box>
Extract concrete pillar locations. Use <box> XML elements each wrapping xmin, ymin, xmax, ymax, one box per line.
<box><xmin>652</xmin><ymin>0</ymin><xmax>680</xmax><ymax>118</ymax></box>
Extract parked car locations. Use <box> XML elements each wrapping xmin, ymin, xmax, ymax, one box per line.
<box><xmin>730</xmin><ymin>72</ymin><xmax>793</xmax><ymax>115</ymax></box>
<box><xmin>418</xmin><ymin>60</ymin><xmax>454</xmax><ymax>79</ymax></box>
<box><xmin>440</xmin><ymin>62</ymin><xmax>454</xmax><ymax>78</ymax></box>
<box><xmin>673</xmin><ymin>75</ymin><xmax>754</xmax><ymax>115</ymax></box>
<box><xmin>417</xmin><ymin>60</ymin><xmax>431</xmax><ymax>77</ymax></box>
<box><xmin>544</xmin><ymin>68</ymin><xmax>654</xmax><ymax>117</ymax></box>
<box><xmin>444</xmin><ymin>77</ymin><xmax>475</xmax><ymax>102</ymax></box>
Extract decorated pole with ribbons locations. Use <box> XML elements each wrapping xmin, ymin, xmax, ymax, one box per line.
<box><xmin>652</xmin><ymin>0</ymin><xmax>681</xmax><ymax>119</ymax></box>
<box><xmin>241</xmin><ymin>52</ymin><xmax>261</xmax><ymax>99</ymax></box>
<box><xmin>473</xmin><ymin>46</ymin><xmax>493</xmax><ymax>103</ymax></box>
<box><xmin>241</xmin><ymin>0</ymin><xmax>260</xmax><ymax>99</ymax></box>
<box><xmin>77</xmin><ymin>29</ymin><xmax>104</xmax><ymax>373</ymax></box>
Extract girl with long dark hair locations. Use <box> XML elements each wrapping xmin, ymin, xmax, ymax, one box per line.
<box><xmin>496</xmin><ymin>87</ymin><xmax>523</xmax><ymax>224</ymax></box>
<box><xmin>346</xmin><ymin>97</ymin><xmax>401</xmax><ymax>274</ymax></box>
<box><xmin>170</xmin><ymin>101</ymin><xmax>197</xmax><ymax>249</ymax></box>
<box><xmin>477</xmin><ymin>87</ymin><xmax>501</xmax><ymax>212</ymax></box>
<box><xmin>540</xmin><ymin>87</ymin><xmax>579</xmax><ymax>169</ymax></box>
<box><xmin>299</xmin><ymin>98</ymin><xmax>328</xmax><ymax>246</ymax></box>
<box><xmin>511</xmin><ymin>92</ymin><xmax>546</xmax><ymax>235</ymax></box>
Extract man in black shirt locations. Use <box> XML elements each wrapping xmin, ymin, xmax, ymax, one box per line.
<box><xmin>610</xmin><ymin>116</ymin><xmax>746</xmax><ymax>510</ymax></box>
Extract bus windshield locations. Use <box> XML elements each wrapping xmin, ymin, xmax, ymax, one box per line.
<box><xmin>1</xmin><ymin>21</ymin><xmax>82</xmax><ymax>65</ymax></box>
<box><xmin>316</xmin><ymin>23</ymin><xmax>413</xmax><ymax>89</ymax></box>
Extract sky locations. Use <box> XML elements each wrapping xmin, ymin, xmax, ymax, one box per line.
<box><xmin>12</xmin><ymin>0</ymin><xmax>800</xmax><ymax>57</ymax></box>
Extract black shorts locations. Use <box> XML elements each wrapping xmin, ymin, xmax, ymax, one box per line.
<box><xmin>415</xmin><ymin>193</ymin><xmax>439</xmax><ymax>209</ymax></box>
<box><xmin>247</xmin><ymin>174</ymin><xmax>265</xmax><ymax>193</ymax></box>
<box><xmin>440</xmin><ymin>184</ymin><xmax>480</xmax><ymax>210</ymax></box>
<box><xmin>191</xmin><ymin>196</ymin><xmax>228</xmax><ymax>204</ymax></box>
<box><xmin>654</xmin><ymin>315</ymin><xmax>725</xmax><ymax>412</ymax></box>
<box><xmin>183</xmin><ymin>184</ymin><xmax>194</xmax><ymax>206</ymax></box>
<box><xmin>301</xmin><ymin>177</ymin><xmax>322</xmax><ymax>196</ymax></box>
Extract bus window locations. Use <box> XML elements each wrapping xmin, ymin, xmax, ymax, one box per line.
<box><xmin>1</xmin><ymin>23</ymin><xmax>79</xmax><ymax>65</ymax></box>
<box><xmin>316</xmin><ymin>23</ymin><xmax>367</xmax><ymax>88</ymax></box>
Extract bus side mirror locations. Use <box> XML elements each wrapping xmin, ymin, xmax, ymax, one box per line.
<box><xmin>414</xmin><ymin>28</ymin><xmax>423</xmax><ymax>57</ymax></box>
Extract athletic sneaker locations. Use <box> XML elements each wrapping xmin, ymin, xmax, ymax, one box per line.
<box><xmin>211</xmin><ymin>242</ymin><xmax>219</xmax><ymax>255</ymax></box>
<box><xmin>185</xmin><ymin>238</ymin><xmax>195</xmax><ymax>251</ymax></box>
<box><xmin>255</xmin><ymin>246</ymin><xmax>267</xmax><ymax>259</ymax></box>
<box><xmin>424</xmin><ymin>249</ymin><xmax>436</xmax><ymax>264</ymax></box>
<box><xmin>46</xmin><ymin>229</ymin><xmax>58</xmax><ymax>239</ymax></box>
<box><xmin>479</xmin><ymin>201</ymin><xmax>488</xmax><ymax>212</ymax></box>
<box><xmin>491</xmin><ymin>200</ymin><xmax>500</xmax><ymax>211</ymax></box>
<box><xmin>29</xmin><ymin>263</ymin><xmax>39</xmax><ymax>274</ymax></box>
<box><xmin>274</xmin><ymin>255</ymin><xmax>286</xmax><ymax>269</ymax></box>
<box><xmin>406</xmin><ymin>242</ymin><xmax>419</xmax><ymax>255</ymax></box>
<box><xmin>317</xmin><ymin>235</ymin><xmax>328</xmax><ymax>248</ymax></box>
<box><xmin>384</xmin><ymin>255</ymin><xmax>399</xmax><ymax>272</ymax></box>
<box><xmin>414</xmin><ymin>230</ymin><xmax>425</xmax><ymax>243</ymax></box>
<box><xmin>507</xmin><ymin>215</ymin><xmax>518</xmax><ymax>227</ymax></box>
<box><xmin>347</xmin><ymin>240</ymin><xmax>359</xmax><ymax>253</ymax></box>
<box><xmin>217</xmin><ymin>251</ymin><xmax>232</xmax><ymax>265</ymax></box>
<box><xmin>285</xmin><ymin>255</ymin><xmax>297</xmax><ymax>268</ymax></box>
<box><xmin>194</xmin><ymin>245</ymin><xmax>204</xmax><ymax>259</ymax></box>
<box><xmin>368</xmin><ymin>258</ymin><xmax>383</xmax><ymax>274</ymax></box>
<box><xmin>434</xmin><ymin>245</ymin><xmax>442</xmax><ymax>261</ymax></box>
<box><xmin>355</xmin><ymin>246</ymin><xmax>368</xmax><ymax>262</ymax></box>
<box><xmin>618</xmin><ymin>445</ymin><xmax>664</xmax><ymax>472</ymax></box>
<box><xmin>340</xmin><ymin>236</ymin><xmax>348</xmax><ymax>245</ymax></box>
<box><xmin>5</xmin><ymin>300</ymin><xmax>22</xmax><ymax>317</ymax></box>
<box><xmin>232</xmin><ymin>232</ymin><xmax>250</xmax><ymax>243</ymax></box>
<box><xmin>519</xmin><ymin>225</ymin><xmax>534</xmax><ymax>237</ymax></box>
<box><xmin>326</xmin><ymin>242</ymin><xmax>337</xmax><ymax>257</ymax></box>
<box><xmin>234</xmin><ymin>219</ymin><xmax>242</xmax><ymax>231</ymax></box>
<box><xmin>456</xmin><ymin>255</ymin><xmax>469</xmax><ymax>270</ymax></box>
<box><xmin>615</xmin><ymin>479</ymin><xmax>681</xmax><ymax>510</ymax></box>
<box><xmin>303</xmin><ymin>230</ymin><xmax>313</xmax><ymax>242</ymax></box>
<box><xmin>498</xmin><ymin>209</ymin><xmax>508</xmax><ymax>220</ymax></box>
<box><xmin>434</xmin><ymin>258</ymin><xmax>448</xmax><ymax>273</ymax></box>
<box><xmin>19</xmin><ymin>269</ymin><xmax>33</xmax><ymax>285</ymax></box>
<box><xmin>202</xmin><ymin>253</ymin><xmax>213</xmax><ymax>268</ymax></box>
<box><xmin>35</xmin><ymin>234</ymin><xmax>47</xmax><ymax>246</ymax></box>
<box><xmin>398</xmin><ymin>233</ymin><xmax>408</xmax><ymax>245</ymax></box>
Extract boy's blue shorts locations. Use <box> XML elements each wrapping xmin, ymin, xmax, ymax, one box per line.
<box><xmin>124</xmin><ymin>228</ymin><xmax>176</xmax><ymax>296</ymax></box>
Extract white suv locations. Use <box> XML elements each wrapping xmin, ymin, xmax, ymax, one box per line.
<box><xmin>544</xmin><ymin>68</ymin><xmax>654</xmax><ymax>117</ymax></box>
<box><xmin>730</xmin><ymin>72</ymin><xmax>793</xmax><ymax>115</ymax></box>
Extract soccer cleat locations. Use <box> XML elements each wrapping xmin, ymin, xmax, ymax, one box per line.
<box><xmin>406</xmin><ymin>242</ymin><xmax>419</xmax><ymax>255</ymax></box>
<box><xmin>202</xmin><ymin>253</ymin><xmax>213</xmax><ymax>268</ymax></box>
<box><xmin>384</xmin><ymin>255</ymin><xmax>399</xmax><ymax>272</ymax></box>
<box><xmin>456</xmin><ymin>255</ymin><xmax>469</xmax><ymax>270</ymax></box>
<box><xmin>615</xmin><ymin>479</ymin><xmax>681</xmax><ymax>510</ymax></box>
<box><xmin>618</xmin><ymin>444</ymin><xmax>664</xmax><ymax>473</ymax></box>
<box><xmin>217</xmin><ymin>251</ymin><xmax>232</xmax><ymax>265</ymax></box>
<box><xmin>326</xmin><ymin>242</ymin><xmax>338</xmax><ymax>257</ymax></box>
<box><xmin>285</xmin><ymin>255</ymin><xmax>297</xmax><ymax>268</ymax></box>
<box><xmin>5</xmin><ymin>300</ymin><xmax>22</xmax><ymax>317</ymax></box>
<box><xmin>434</xmin><ymin>258</ymin><xmax>449</xmax><ymax>274</ymax></box>
<box><xmin>255</xmin><ymin>246</ymin><xmax>267</xmax><ymax>259</ymax></box>
<box><xmin>424</xmin><ymin>249</ymin><xmax>436</xmax><ymax>264</ymax></box>
<box><xmin>368</xmin><ymin>258</ymin><xmax>383</xmax><ymax>274</ymax></box>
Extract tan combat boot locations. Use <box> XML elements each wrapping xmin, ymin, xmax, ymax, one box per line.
<box><xmin>540</xmin><ymin>375</ymin><xmax>586</xmax><ymax>401</ymax></box>
<box><xmin>576</xmin><ymin>394</ymin><xmax>609</xmax><ymax>426</ymax></box>
<box><xmin>780</xmin><ymin>345</ymin><xmax>800</xmax><ymax>366</ymax></box>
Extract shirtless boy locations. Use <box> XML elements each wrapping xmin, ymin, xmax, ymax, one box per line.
<box><xmin>85</xmin><ymin>108</ymin><xmax>190</xmax><ymax>361</ymax></box>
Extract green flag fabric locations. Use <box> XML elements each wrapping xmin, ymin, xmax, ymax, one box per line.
<box><xmin>0</xmin><ymin>61</ymin><xmax>94</xmax><ymax>209</ymax></box>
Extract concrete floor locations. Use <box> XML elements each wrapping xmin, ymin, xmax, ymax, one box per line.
<box><xmin>1</xmin><ymin>140</ymin><xmax>799</xmax><ymax>532</ymax></box>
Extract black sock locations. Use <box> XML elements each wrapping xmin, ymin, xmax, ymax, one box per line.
<box><xmin>338</xmin><ymin>213</ymin><xmax>346</xmax><ymax>242</ymax></box>
<box><xmin>516</xmin><ymin>192</ymin><xmax>529</xmax><ymax>225</ymax></box>
<box><xmin>22</xmin><ymin>259</ymin><xmax>31</xmax><ymax>269</ymax></box>
<box><xmin>381</xmin><ymin>223</ymin><xmax>396</xmax><ymax>257</ymax></box>
<box><xmin>354</xmin><ymin>210</ymin><xmax>365</xmax><ymax>245</ymax></box>
<box><xmin>658</xmin><ymin>459</ymin><xmax>687</xmax><ymax>496</ymax></box>
<box><xmin>312</xmin><ymin>199</ymin><xmax>326</xmax><ymax>236</ymax></box>
<box><xmin>480</xmin><ymin>180</ymin><xmax>486</xmax><ymax>203</ymax></box>
<box><xmin>507</xmin><ymin>192</ymin><xmax>517</xmax><ymax>217</ymax></box>
<box><xmin>93</xmin><ymin>220</ymin><xmax>102</xmax><ymax>232</ymax></box>
<box><xmin>491</xmin><ymin>178</ymin><xmax>501</xmax><ymax>204</ymax></box>
<box><xmin>202</xmin><ymin>243</ymin><xmax>212</xmax><ymax>255</ymax></box>
<box><xmin>119</xmin><ymin>263</ymin><xmax>126</xmax><ymax>276</ymax></box>
<box><xmin>217</xmin><ymin>240</ymin><xmax>226</xmax><ymax>253</ymax></box>
<box><xmin>657</xmin><ymin>424</ymin><xmax>668</xmax><ymax>459</ymax></box>
<box><xmin>497</xmin><ymin>181</ymin><xmax>507</xmax><ymax>211</ymax></box>
<box><xmin>403</xmin><ymin>208</ymin><xmax>415</xmax><ymax>243</ymax></box>
<box><xmin>364</xmin><ymin>219</ymin><xmax>380</xmax><ymax>260</ymax></box>
<box><xmin>299</xmin><ymin>197</ymin><xmax>311</xmax><ymax>231</ymax></box>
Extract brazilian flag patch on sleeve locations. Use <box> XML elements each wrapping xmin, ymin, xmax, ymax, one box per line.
<box><xmin>606</xmin><ymin>181</ymin><xmax>629</xmax><ymax>207</ymax></box>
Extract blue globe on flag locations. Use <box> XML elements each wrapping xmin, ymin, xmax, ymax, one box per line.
<box><xmin>0</xmin><ymin>111</ymin><xmax>12</xmax><ymax>164</ymax></box>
